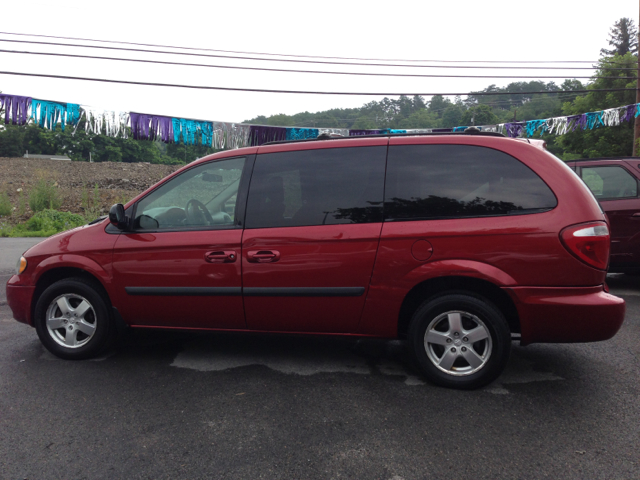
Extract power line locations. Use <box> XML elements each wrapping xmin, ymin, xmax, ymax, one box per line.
<box><xmin>0</xmin><ymin>31</ymin><xmax>604</xmax><ymax>64</ymax></box>
<box><xmin>2</xmin><ymin>49</ymin><xmax>635</xmax><ymax>80</ymax></box>
<box><xmin>0</xmin><ymin>38</ymin><xmax>637</xmax><ymax>71</ymax></box>
<box><xmin>1</xmin><ymin>70</ymin><xmax>635</xmax><ymax>96</ymax></box>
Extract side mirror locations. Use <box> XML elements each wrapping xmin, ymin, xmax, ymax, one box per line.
<box><xmin>109</xmin><ymin>204</ymin><xmax>128</xmax><ymax>229</ymax></box>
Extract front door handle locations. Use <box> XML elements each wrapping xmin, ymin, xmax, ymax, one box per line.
<box><xmin>205</xmin><ymin>250</ymin><xmax>237</xmax><ymax>263</ymax></box>
<box><xmin>247</xmin><ymin>250</ymin><xmax>281</xmax><ymax>263</ymax></box>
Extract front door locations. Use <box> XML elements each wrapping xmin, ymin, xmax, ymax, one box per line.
<box><xmin>112</xmin><ymin>156</ymin><xmax>249</xmax><ymax>329</ymax></box>
<box><xmin>241</xmin><ymin>143</ymin><xmax>387</xmax><ymax>333</ymax></box>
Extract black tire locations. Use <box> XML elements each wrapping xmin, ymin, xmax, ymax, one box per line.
<box><xmin>408</xmin><ymin>293</ymin><xmax>511</xmax><ymax>390</ymax></box>
<box><xmin>34</xmin><ymin>278</ymin><xmax>115</xmax><ymax>360</ymax></box>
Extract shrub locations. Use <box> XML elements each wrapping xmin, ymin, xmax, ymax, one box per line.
<box><xmin>29</xmin><ymin>179</ymin><xmax>61</xmax><ymax>212</ymax></box>
<box><xmin>9</xmin><ymin>209</ymin><xmax>86</xmax><ymax>237</ymax></box>
<box><xmin>0</xmin><ymin>192</ymin><xmax>11</xmax><ymax>216</ymax></box>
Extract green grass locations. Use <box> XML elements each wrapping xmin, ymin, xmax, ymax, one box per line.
<box><xmin>0</xmin><ymin>209</ymin><xmax>86</xmax><ymax>237</ymax></box>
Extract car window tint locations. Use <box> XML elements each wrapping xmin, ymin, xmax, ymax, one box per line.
<box><xmin>135</xmin><ymin>157</ymin><xmax>245</xmax><ymax>230</ymax></box>
<box><xmin>581</xmin><ymin>166</ymin><xmax>638</xmax><ymax>199</ymax></box>
<box><xmin>245</xmin><ymin>147</ymin><xmax>386</xmax><ymax>228</ymax></box>
<box><xmin>385</xmin><ymin>145</ymin><xmax>557</xmax><ymax>220</ymax></box>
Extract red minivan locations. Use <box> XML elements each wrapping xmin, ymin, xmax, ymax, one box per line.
<box><xmin>6</xmin><ymin>132</ymin><xmax>625</xmax><ymax>389</ymax></box>
<box><xmin>566</xmin><ymin>157</ymin><xmax>640</xmax><ymax>274</ymax></box>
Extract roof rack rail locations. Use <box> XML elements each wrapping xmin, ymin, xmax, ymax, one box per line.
<box><xmin>569</xmin><ymin>156</ymin><xmax>640</xmax><ymax>162</ymax></box>
<box><xmin>263</xmin><ymin>130</ymin><xmax>506</xmax><ymax>146</ymax></box>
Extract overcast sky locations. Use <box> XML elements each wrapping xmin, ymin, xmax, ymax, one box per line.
<box><xmin>0</xmin><ymin>0</ymin><xmax>637</xmax><ymax>125</ymax></box>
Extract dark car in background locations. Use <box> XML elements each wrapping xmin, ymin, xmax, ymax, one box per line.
<box><xmin>567</xmin><ymin>157</ymin><xmax>640</xmax><ymax>274</ymax></box>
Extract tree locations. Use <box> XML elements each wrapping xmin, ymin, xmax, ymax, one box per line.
<box><xmin>398</xmin><ymin>109</ymin><xmax>440</xmax><ymax>129</ymax></box>
<box><xmin>552</xmin><ymin>52</ymin><xmax>637</xmax><ymax>158</ymax></box>
<box><xmin>0</xmin><ymin>124</ymin><xmax>25</xmax><ymax>157</ymax></box>
<box><xmin>441</xmin><ymin>105</ymin><xmax>464</xmax><ymax>128</ymax></box>
<box><xmin>601</xmin><ymin>18</ymin><xmax>638</xmax><ymax>56</ymax></box>
<box><xmin>427</xmin><ymin>95</ymin><xmax>451</xmax><ymax>117</ymax></box>
<box><xmin>460</xmin><ymin>104</ymin><xmax>498</xmax><ymax>126</ymax></box>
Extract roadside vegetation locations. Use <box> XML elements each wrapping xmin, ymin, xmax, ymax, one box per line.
<box><xmin>0</xmin><ymin>209</ymin><xmax>86</xmax><ymax>237</ymax></box>
<box><xmin>0</xmin><ymin>181</ymin><xmax>102</xmax><ymax>237</ymax></box>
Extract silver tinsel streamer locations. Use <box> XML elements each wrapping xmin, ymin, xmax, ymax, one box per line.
<box><xmin>76</xmin><ymin>107</ymin><xmax>105</xmax><ymax>135</ymax></box>
<box><xmin>546</xmin><ymin>117</ymin><xmax>568</xmax><ymax>135</ymax></box>
<box><xmin>318</xmin><ymin>128</ymin><xmax>350</xmax><ymax>136</ymax></box>
<box><xmin>74</xmin><ymin>108</ymin><xmax>128</xmax><ymax>137</ymax></box>
<box><xmin>602</xmin><ymin>108</ymin><xmax>620</xmax><ymax>127</ymax></box>
<box><xmin>212</xmin><ymin>122</ymin><xmax>251</xmax><ymax>150</ymax></box>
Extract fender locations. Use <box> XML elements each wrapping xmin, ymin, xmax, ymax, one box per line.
<box><xmin>359</xmin><ymin>259</ymin><xmax>515</xmax><ymax>336</ymax></box>
<box><xmin>402</xmin><ymin>259</ymin><xmax>517</xmax><ymax>287</ymax></box>
<box><xmin>31</xmin><ymin>254</ymin><xmax>114</xmax><ymax>298</ymax></box>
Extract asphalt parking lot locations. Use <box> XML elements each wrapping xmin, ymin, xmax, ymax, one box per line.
<box><xmin>1</xmin><ymin>238</ymin><xmax>638</xmax><ymax>479</ymax></box>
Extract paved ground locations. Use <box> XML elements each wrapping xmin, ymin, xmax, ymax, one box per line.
<box><xmin>1</xmin><ymin>238</ymin><xmax>639</xmax><ymax>479</ymax></box>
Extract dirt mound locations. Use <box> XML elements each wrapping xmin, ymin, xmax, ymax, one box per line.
<box><xmin>0</xmin><ymin>157</ymin><xmax>181</xmax><ymax>223</ymax></box>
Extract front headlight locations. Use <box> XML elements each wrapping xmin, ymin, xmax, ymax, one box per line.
<box><xmin>16</xmin><ymin>256</ymin><xmax>27</xmax><ymax>275</ymax></box>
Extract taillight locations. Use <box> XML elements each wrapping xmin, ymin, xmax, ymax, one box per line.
<box><xmin>560</xmin><ymin>222</ymin><xmax>610</xmax><ymax>270</ymax></box>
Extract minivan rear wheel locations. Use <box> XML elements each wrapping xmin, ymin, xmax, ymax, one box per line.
<box><xmin>408</xmin><ymin>293</ymin><xmax>511</xmax><ymax>389</ymax></box>
<box><xmin>34</xmin><ymin>278</ymin><xmax>115</xmax><ymax>360</ymax></box>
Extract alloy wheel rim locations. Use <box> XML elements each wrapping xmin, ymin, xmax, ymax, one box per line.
<box><xmin>423</xmin><ymin>310</ymin><xmax>492</xmax><ymax>376</ymax></box>
<box><xmin>45</xmin><ymin>294</ymin><xmax>97</xmax><ymax>349</ymax></box>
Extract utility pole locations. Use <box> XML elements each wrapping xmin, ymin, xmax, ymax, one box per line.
<box><xmin>635</xmin><ymin>0</ymin><xmax>640</xmax><ymax>155</ymax></box>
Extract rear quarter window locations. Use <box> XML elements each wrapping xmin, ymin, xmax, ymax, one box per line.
<box><xmin>384</xmin><ymin>144</ymin><xmax>557</xmax><ymax>221</ymax></box>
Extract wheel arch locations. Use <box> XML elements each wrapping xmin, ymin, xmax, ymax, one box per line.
<box><xmin>396</xmin><ymin>276</ymin><xmax>520</xmax><ymax>339</ymax></box>
<box><xmin>31</xmin><ymin>267</ymin><xmax>112</xmax><ymax>323</ymax></box>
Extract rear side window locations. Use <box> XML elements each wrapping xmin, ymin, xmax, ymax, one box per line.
<box><xmin>384</xmin><ymin>145</ymin><xmax>557</xmax><ymax>221</ymax></box>
<box><xmin>245</xmin><ymin>146</ymin><xmax>386</xmax><ymax>228</ymax></box>
<box><xmin>581</xmin><ymin>166</ymin><xmax>638</xmax><ymax>199</ymax></box>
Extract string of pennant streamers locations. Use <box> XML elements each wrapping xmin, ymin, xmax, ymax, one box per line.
<box><xmin>0</xmin><ymin>93</ymin><xmax>638</xmax><ymax>150</ymax></box>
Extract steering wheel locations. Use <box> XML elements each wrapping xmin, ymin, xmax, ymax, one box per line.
<box><xmin>185</xmin><ymin>199</ymin><xmax>214</xmax><ymax>226</ymax></box>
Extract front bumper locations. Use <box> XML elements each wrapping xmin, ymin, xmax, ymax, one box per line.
<box><xmin>6</xmin><ymin>276</ymin><xmax>35</xmax><ymax>326</ymax></box>
<box><xmin>505</xmin><ymin>285</ymin><xmax>625</xmax><ymax>345</ymax></box>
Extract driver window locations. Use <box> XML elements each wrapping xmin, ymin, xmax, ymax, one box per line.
<box><xmin>134</xmin><ymin>157</ymin><xmax>245</xmax><ymax>230</ymax></box>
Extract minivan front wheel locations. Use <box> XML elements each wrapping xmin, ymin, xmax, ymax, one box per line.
<box><xmin>409</xmin><ymin>293</ymin><xmax>511</xmax><ymax>389</ymax></box>
<box><xmin>34</xmin><ymin>278</ymin><xmax>114</xmax><ymax>360</ymax></box>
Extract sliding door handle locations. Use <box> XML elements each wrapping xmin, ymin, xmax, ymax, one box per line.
<box><xmin>247</xmin><ymin>250</ymin><xmax>281</xmax><ymax>263</ymax></box>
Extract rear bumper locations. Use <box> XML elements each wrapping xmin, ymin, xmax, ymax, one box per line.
<box><xmin>504</xmin><ymin>285</ymin><xmax>625</xmax><ymax>345</ymax></box>
<box><xmin>6</xmin><ymin>280</ymin><xmax>35</xmax><ymax>326</ymax></box>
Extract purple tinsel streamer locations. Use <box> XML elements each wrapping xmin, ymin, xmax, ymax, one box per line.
<box><xmin>248</xmin><ymin>126</ymin><xmax>287</xmax><ymax>146</ymax></box>
<box><xmin>504</xmin><ymin>122</ymin><xmax>526</xmax><ymax>138</ymax></box>
<box><xmin>0</xmin><ymin>94</ymin><xmax>32</xmax><ymax>125</ymax></box>
<box><xmin>620</xmin><ymin>104</ymin><xmax>638</xmax><ymax>123</ymax></box>
<box><xmin>349</xmin><ymin>129</ymin><xmax>382</xmax><ymax>136</ymax></box>
<box><xmin>130</xmin><ymin>112</ymin><xmax>173</xmax><ymax>142</ymax></box>
<box><xmin>567</xmin><ymin>114</ymin><xmax>587</xmax><ymax>132</ymax></box>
